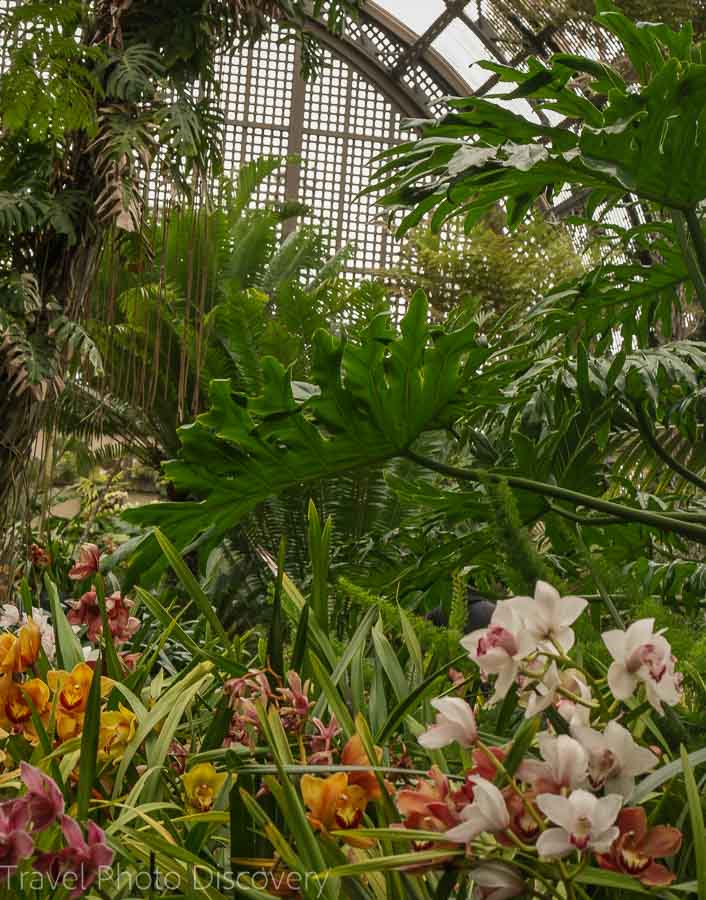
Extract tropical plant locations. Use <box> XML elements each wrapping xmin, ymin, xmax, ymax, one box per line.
<box><xmin>0</xmin><ymin>0</ymin><xmax>363</xmax><ymax>538</ymax></box>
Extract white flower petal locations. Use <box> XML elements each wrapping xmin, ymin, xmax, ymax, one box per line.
<box><xmin>536</xmin><ymin>827</ymin><xmax>573</xmax><ymax>859</ymax></box>
<box><xmin>607</xmin><ymin>662</ymin><xmax>637</xmax><ymax>700</ymax></box>
<box><xmin>536</xmin><ymin>793</ymin><xmax>576</xmax><ymax>833</ymax></box>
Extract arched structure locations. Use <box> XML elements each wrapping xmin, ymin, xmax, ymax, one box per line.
<box><xmin>0</xmin><ymin>0</ymin><xmax>622</xmax><ymax>276</ymax></box>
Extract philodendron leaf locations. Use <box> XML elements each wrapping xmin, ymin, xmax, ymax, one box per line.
<box><xmin>123</xmin><ymin>292</ymin><xmax>482</xmax><ymax>582</ymax></box>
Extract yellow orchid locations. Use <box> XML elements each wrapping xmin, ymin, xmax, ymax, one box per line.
<box><xmin>48</xmin><ymin>663</ymin><xmax>114</xmax><ymax>741</ymax></box>
<box><xmin>182</xmin><ymin>763</ymin><xmax>227</xmax><ymax>813</ymax></box>
<box><xmin>98</xmin><ymin>704</ymin><xmax>137</xmax><ymax>763</ymax></box>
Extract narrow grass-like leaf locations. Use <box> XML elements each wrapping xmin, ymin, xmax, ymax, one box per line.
<box><xmin>291</xmin><ymin>603</ymin><xmax>310</xmax><ymax>673</ymax></box>
<box><xmin>307</xmin><ymin>501</ymin><xmax>331</xmax><ymax>632</ymax></box>
<box><xmin>134</xmin><ymin>587</ymin><xmax>244</xmax><ymax>675</ymax></box>
<box><xmin>154</xmin><ymin>528</ymin><xmax>230</xmax><ymax>646</ymax></box>
<box><xmin>682</xmin><ymin>745</ymin><xmax>706</xmax><ymax>900</ymax></box>
<box><xmin>377</xmin><ymin>653</ymin><xmax>466</xmax><ymax>744</ymax></box>
<box><xmin>372</xmin><ymin>617</ymin><xmax>408</xmax><ymax>703</ymax></box>
<box><xmin>316</xmin><ymin>849</ymin><xmax>463</xmax><ymax>878</ymax></box>
<box><xmin>630</xmin><ymin>747</ymin><xmax>706</xmax><ymax>803</ymax></box>
<box><xmin>311</xmin><ymin>605</ymin><xmax>377</xmax><ymax>721</ymax></box>
<box><xmin>397</xmin><ymin>605</ymin><xmax>423</xmax><ymax>686</ymax></box>
<box><xmin>45</xmin><ymin>574</ymin><xmax>83</xmax><ymax>670</ymax></box>
<box><xmin>268</xmin><ymin>538</ymin><xmax>285</xmax><ymax>677</ymax></box>
<box><xmin>308</xmin><ymin>652</ymin><xmax>355</xmax><ymax>737</ymax></box>
<box><xmin>77</xmin><ymin>657</ymin><xmax>102</xmax><ymax>819</ymax></box>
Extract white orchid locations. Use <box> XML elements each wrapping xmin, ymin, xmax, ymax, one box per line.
<box><xmin>523</xmin><ymin>663</ymin><xmax>593</xmax><ymax>727</ymax></box>
<box><xmin>571</xmin><ymin>720</ymin><xmax>658</xmax><ymax>797</ymax></box>
<box><xmin>602</xmin><ymin>619</ymin><xmax>682</xmax><ymax>713</ymax></box>
<box><xmin>444</xmin><ymin>777</ymin><xmax>510</xmax><ymax>844</ymax></box>
<box><xmin>517</xmin><ymin>732</ymin><xmax>587</xmax><ymax>793</ymax></box>
<box><xmin>461</xmin><ymin>600</ymin><xmax>537</xmax><ymax>705</ymax></box>
<box><xmin>536</xmin><ymin>789</ymin><xmax>622</xmax><ymax>859</ymax></box>
<box><xmin>508</xmin><ymin>581</ymin><xmax>587</xmax><ymax>652</ymax></box>
<box><xmin>418</xmin><ymin>697</ymin><xmax>477</xmax><ymax>750</ymax></box>
<box><xmin>469</xmin><ymin>861</ymin><xmax>525</xmax><ymax>900</ymax></box>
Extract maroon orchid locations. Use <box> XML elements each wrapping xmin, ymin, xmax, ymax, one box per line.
<box><xmin>0</xmin><ymin>798</ymin><xmax>34</xmax><ymax>880</ymax></box>
<box><xmin>20</xmin><ymin>762</ymin><xmax>64</xmax><ymax>831</ymax></box>
<box><xmin>596</xmin><ymin>807</ymin><xmax>681</xmax><ymax>886</ymax></box>
<box><xmin>35</xmin><ymin>816</ymin><xmax>113</xmax><ymax>898</ymax></box>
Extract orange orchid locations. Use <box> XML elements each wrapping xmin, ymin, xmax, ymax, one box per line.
<box><xmin>5</xmin><ymin>678</ymin><xmax>51</xmax><ymax>725</ymax></box>
<box><xmin>341</xmin><ymin>734</ymin><xmax>382</xmax><ymax>801</ymax></box>
<box><xmin>0</xmin><ymin>619</ymin><xmax>41</xmax><ymax>674</ymax></box>
<box><xmin>300</xmin><ymin>772</ymin><xmax>373</xmax><ymax>847</ymax></box>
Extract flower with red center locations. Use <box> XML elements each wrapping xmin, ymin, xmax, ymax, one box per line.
<box><xmin>571</xmin><ymin>721</ymin><xmax>657</xmax><ymax>796</ymax></box>
<box><xmin>462</xmin><ymin>602</ymin><xmax>537</xmax><ymax>705</ymax></box>
<box><xmin>68</xmin><ymin>544</ymin><xmax>101</xmax><ymax>581</ymax></box>
<box><xmin>536</xmin><ymin>789</ymin><xmax>621</xmax><ymax>859</ymax></box>
<box><xmin>603</xmin><ymin>619</ymin><xmax>682</xmax><ymax>714</ymax></box>
<box><xmin>596</xmin><ymin>807</ymin><xmax>681</xmax><ymax>886</ymax></box>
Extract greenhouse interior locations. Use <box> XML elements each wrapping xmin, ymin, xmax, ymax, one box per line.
<box><xmin>2</xmin><ymin>0</ymin><xmax>706</xmax><ymax>897</ymax></box>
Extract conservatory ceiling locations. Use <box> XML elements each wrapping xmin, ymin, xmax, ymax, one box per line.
<box><xmin>0</xmin><ymin>1</ymin><xmax>620</xmax><ymax>280</ymax></box>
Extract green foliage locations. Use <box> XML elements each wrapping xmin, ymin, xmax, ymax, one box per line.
<box><xmin>121</xmin><ymin>292</ymin><xmax>484</xmax><ymax>580</ymax></box>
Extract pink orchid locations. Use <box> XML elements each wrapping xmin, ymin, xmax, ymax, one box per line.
<box><xmin>68</xmin><ymin>590</ymin><xmax>139</xmax><ymax>646</ymax></box>
<box><xmin>517</xmin><ymin>733</ymin><xmax>587</xmax><ymax>794</ymax></box>
<box><xmin>20</xmin><ymin>762</ymin><xmax>64</xmax><ymax>831</ymax></box>
<box><xmin>468</xmin><ymin>861</ymin><xmax>526</xmax><ymax>900</ymax></box>
<box><xmin>68</xmin><ymin>544</ymin><xmax>101</xmax><ymax>581</ymax></box>
<box><xmin>67</xmin><ymin>590</ymin><xmax>101</xmax><ymax>642</ymax></box>
<box><xmin>35</xmin><ymin>816</ymin><xmax>113</xmax><ymax>898</ymax></box>
<box><xmin>0</xmin><ymin>798</ymin><xmax>34</xmax><ymax>880</ymax></box>
<box><xmin>443</xmin><ymin>777</ymin><xmax>510</xmax><ymax>844</ymax></box>
<box><xmin>536</xmin><ymin>789</ymin><xmax>622</xmax><ymax>859</ymax></box>
<box><xmin>418</xmin><ymin>697</ymin><xmax>478</xmax><ymax>750</ymax></box>
<box><xmin>602</xmin><ymin>619</ymin><xmax>682</xmax><ymax>713</ymax></box>
<box><xmin>571</xmin><ymin>721</ymin><xmax>658</xmax><ymax>797</ymax></box>
<box><xmin>396</xmin><ymin>767</ymin><xmax>461</xmax><ymax>834</ymax></box>
<box><xmin>508</xmin><ymin>581</ymin><xmax>587</xmax><ymax>652</ymax></box>
<box><xmin>308</xmin><ymin>716</ymin><xmax>340</xmax><ymax>765</ymax></box>
<box><xmin>462</xmin><ymin>601</ymin><xmax>537</xmax><ymax>705</ymax></box>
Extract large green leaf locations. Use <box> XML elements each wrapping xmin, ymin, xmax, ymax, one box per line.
<box><xmin>122</xmin><ymin>292</ymin><xmax>482</xmax><ymax>576</ymax></box>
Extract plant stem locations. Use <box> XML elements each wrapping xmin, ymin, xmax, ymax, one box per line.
<box><xmin>404</xmin><ymin>450</ymin><xmax>706</xmax><ymax>543</ymax></box>
<box><xmin>673</xmin><ymin>209</ymin><xmax>706</xmax><ymax>313</ymax></box>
